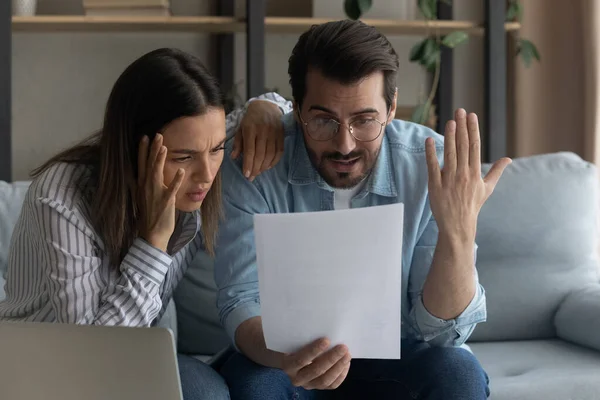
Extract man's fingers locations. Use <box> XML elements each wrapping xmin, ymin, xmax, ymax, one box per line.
<box><xmin>305</xmin><ymin>353</ymin><xmax>351</xmax><ymax>390</ymax></box>
<box><xmin>231</xmin><ymin>130</ymin><xmax>243</xmax><ymax>159</ymax></box>
<box><xmin>444</xmin><ymin>120</ymin><xmax>457</xmax><ymax>176</ymax></box>
<box><xmin>287</xmin><ymin>338</ymin><xmax>330</xmax><ymax>376</ymax></box>
<box><xmin>467</xmin><ymin>112</ymin><xmax>482</xmax><ymax>174</ymax></box>
<box><xmin>425</xmin><ymin>137</ymin><xmax>441</xmax><ymax>188</ymax></box>
<box><xmin>295</xmin><ymin>345</ymin><xmax>347</xmax><ymax>386</ymax></box>
<box><xmin>483</xmin><ymin>157</ymin><xmax>512</xmax><ymax>189</ymax></box>
<box><xmin>327</xmin><ymin>365</ymin><xmax>350</xmax><ymax>390</ymax></box>
<box><xmin>242</xmin><ymin>131</ymin><xmax>256</xmax><ymax>179</ymax></box>
<box><xmin>326</xmin><ymin>355</ymin><xmax>351</xmax><ymax>390</ymax></box>
<box><xmin>167</xmin><ymin>168</ymin><xmax>185</xmax><ymax>199</ymax></box>
<box><xmin>455</xmin><ymin>108</ymin><xmax>469</xmax><ymax>171</ymax></box>
<box><xmin>138</xmin><ymin>135</ymin><xmax>149</xmax><ymax>185</ymax></box>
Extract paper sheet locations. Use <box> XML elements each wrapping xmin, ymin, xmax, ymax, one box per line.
<box><xmin>254</xmin><ymin>203</ymin><xmax>403</xmax><ymax>359</ymax></box>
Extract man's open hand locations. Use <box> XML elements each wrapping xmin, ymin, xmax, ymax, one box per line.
<box><xmin>425</xmin><ymin>108</ymin><xmax>512</xmax><ymax>241</ymax></box>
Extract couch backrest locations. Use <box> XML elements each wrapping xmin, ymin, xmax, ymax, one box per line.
<box><xmin>468</xmin><ymin>152</ymin><xmax>600</xmax><ymax>342</ymax></box>
<box><xmin>0</xmin><ymin>181</ymin><xmax>31</xmax><ymax>277</ymax></box>
<box><xmin>0</xmin><ymin>181</ymin><xmax>32</xmax><ymax>301</ymax></box>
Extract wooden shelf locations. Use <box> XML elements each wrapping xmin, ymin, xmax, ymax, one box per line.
<box><xmin>12</xmin><ymin>16</ymin><xmax>244</xmax><ymax>33</ymax></box>
<box><xmin>265</xmin><ymin>18</ymin><xmax>521</xmax><ymax>36</ymax></box>
<box><xmin>12</xmin><ymin>16</ymin><xmax>520</xmax><ymax>35</ymax></box>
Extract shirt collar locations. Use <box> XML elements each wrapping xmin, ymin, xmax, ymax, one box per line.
<box><xmin>286</xmin><ymin>113</ymin><xmax>397</xmax><ymax>197</ymax></box>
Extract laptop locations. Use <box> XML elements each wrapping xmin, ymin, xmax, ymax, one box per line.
<box><xmin>0</xmin><ymin>322</ymin><xmax>183</xmax><ymax>400</ymax></box>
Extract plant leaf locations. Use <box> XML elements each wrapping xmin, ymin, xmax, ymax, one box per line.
<box><xmin>506</xmin><ymin>0</ymin><xmax>523</xmax><ymax>22</ymax></box>
<box><xmin>344</xmin><ymin>0</ymin><xmax>372</xmax><ymax>20</ymax></box>
<box><xmin>420</xmin><ymin>37</ymin><xmax>437</xmax><ymax>61</ymax></box>
<box><xmin>423</xmin><ymin>49</ymin><xmax>441</xmax><ymax>72</ymax></box>
<box><xmin>517</xmin><ymin>38</ymin><xmax>541</xmax><ymax>67</ymax></box>
<box><xmin>418</xmin><ymin>0</ymin><xmax>437</xmax><ymax>20</ymax></box>
<box><xmin>530</xmin><ymin>42</ymin><xmax>541</xmax><ymax>61</ymax></box>
<box><xmin>344</xmin><ymin>0</ymin><xmax>360</xmax><ymax>20</ymax></box>
<box><xmin>411</xmin><ymin>102</ymin><xmax>432</xmax><ymax>125</ymax></box>
<box><xmin>409</xmin><ymin>39</ymin><xmax>428</xmax><ymax>62</ymax></box>
<box><xmin>357</xmin><ymin>0</ymin><xmax>373</xmax><ymax>14</ymax></box>
<box><xmin>441</xmin><ymin>31</ymin><xmax>468</xmax><ymax>48</ymax></box>
<box><xmin>419</xmin><ymin>38</ymin><xmax>441</xmax><ymax>72</ymax></box>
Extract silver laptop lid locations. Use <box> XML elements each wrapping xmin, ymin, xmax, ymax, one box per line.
<box><xmin>0</xmin><ymin>322</ymin><xmax>182</xmax><ymax>400</ymax></box>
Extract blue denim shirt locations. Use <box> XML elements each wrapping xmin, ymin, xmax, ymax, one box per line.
<box><xmin>214</xmin><ymin>98</ymin><xmax>486</xmax><ymax>350</ymax></box>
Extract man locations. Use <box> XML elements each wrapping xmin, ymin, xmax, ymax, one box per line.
<box><xmin>214</xmin><ymin>19</ymin><xmax>511</xmax><ymax>399</ymax></box>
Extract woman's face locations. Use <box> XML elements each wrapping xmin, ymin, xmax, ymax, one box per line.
<box><xmin>160</xmin><ymin>108</ymin><xmax>226</xmax><ymax>212</ymax></box>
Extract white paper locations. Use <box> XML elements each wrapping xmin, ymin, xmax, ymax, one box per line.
<box><xmin>254</xmin><ymin>203</ymin><xmax>403</xmax><ymax>359</ymax></box>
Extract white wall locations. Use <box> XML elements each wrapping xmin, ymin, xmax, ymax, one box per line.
<box><xmin>11</xmin><ymin>0</ymin><xmax>483</xmax><ymax>180</ymax></box>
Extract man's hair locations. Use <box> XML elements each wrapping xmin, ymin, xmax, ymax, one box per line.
<box><xmin>288</xmin><ymin>19</ymin><xmax>399</xmax><ymax>110</ymax></box>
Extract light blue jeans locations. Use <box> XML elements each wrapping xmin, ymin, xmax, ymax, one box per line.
<box><xmin>220</xmin><ymin>344</ymin><xmax>489</xmax><ymax>400</ymax></box>
<box><xmin>177</xmin><ymin>354</ymin><xmax>230</xmax><ymax>400</ymax></box>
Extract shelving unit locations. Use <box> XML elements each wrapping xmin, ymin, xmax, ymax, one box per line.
<box><xmin>0</xmin><ymin>0</ymin><xmax>513</xmax><ymax>181</ymax></box>
<box><xmin>11</xmin><ymin>15</ymin><xmax>520</xmax><ymax>35</ymax></box>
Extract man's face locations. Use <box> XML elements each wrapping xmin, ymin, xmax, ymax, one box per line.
<box><xmin>295</xmin><ymin>69</ymin><xmax>396</xmax><ymax>189</ymax></box>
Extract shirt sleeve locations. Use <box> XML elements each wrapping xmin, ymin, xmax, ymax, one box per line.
<box><xmin>225</xmin><ymin>92</ymin><xmax>294</xmax><ymax>140</ymax></box>
<box><xmin>213</xmin><ymin>151</ymin><xmax>270</xmax><ymax>342</ymax></box>
<box><xmin>33</xmin><ymin>196</ymin><xmax>173</xmax><ymax>327</ymax></box>
<box><xmin>407</xmin><ymin>215</ymin><xmax>487</xmax><ymax>347</ymax></box>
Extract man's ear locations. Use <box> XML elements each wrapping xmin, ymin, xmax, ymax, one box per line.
<box><xmin>387</xmin><ymin>88</ymin><xmax>398</xmax><ymax>125</ymax></box>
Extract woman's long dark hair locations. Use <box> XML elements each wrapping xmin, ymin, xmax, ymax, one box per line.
<box><xmin>31</xmin><ymin>48</ymin><xmax>224</xmax><ymax>265</ymax></box>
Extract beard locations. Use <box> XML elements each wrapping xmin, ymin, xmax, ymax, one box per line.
<box><xmin>306</xmin><ymin>146</ymin><xmax>380</xmax><ymax>189</ymax></box>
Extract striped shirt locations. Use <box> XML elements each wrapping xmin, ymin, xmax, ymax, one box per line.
<box><xmin>0</xmin><ymin>92</ymin><xmax>289</xmax><ymax>327</ymax></box>
<box><xmin>0</xmin><ymin>162</ymin><xmax>203</xmax><ymax>327</ymax></box>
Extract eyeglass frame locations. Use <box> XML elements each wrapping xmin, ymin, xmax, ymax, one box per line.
<box><xmin>297</xmin><ymin>108</ymin><xmax>391</xmax><ymax>143</ymax></box>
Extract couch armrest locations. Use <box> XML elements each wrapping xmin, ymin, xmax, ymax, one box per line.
<box><xmin>555</xmin><ymin>284</ymin><xmax>600</xmax><ymax>351</ymax></box>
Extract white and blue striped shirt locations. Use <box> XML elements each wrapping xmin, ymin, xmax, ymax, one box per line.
<box><xmin>0</xmin><ymin>159</ymin><xmax>204</xmax><ymax>327</ymax></box>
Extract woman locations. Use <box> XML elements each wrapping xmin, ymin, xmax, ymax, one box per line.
<box><xmin>0</xmin><ymin>48</ymin><xmax>283</xmax><ymax>399</ymax></box>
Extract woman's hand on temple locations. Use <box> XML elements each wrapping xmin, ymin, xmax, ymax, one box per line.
<box><xmin>137</xmin><ymin>133</ymin><xmax>185</xmax><ymax>252</ymax></box>
<box><xmin>231</xmin><ymin>100</ymin><xmax>285</xmax><ymax>181</ymax></box>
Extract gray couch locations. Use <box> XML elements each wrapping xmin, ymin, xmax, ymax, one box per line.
<box><xmin>1</xmin><ymin>151</ymin><xmax>599</xmax><ymax>399</ymax></box>
<box><xmin>468</xmin><ymin>152</ymin><xmax>600</xmax><ymax>400</ymax></box>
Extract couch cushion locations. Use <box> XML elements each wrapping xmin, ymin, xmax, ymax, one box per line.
<box><xmin>173</xmin><ymin>249</ymin><xmax>231</xmax><ymax>355</ymax></box>
<box><xmin>470</xmin><ymin>152</ymin><xmax>600</xmax><ymax>341</ymax></box>
<box><xmin>0</xmin><ymin>181</ymin><xmax>31</xmax><ymax>277</ymax></box>
<box><xmin>470</xmin><ymin>340</ymin><xmax>600</xmax><ymax>400</ymax></box>
<box><xmin>555</xmin><ymin>283</ymin><xmax>600</xmax><ymax>352</ymax></box>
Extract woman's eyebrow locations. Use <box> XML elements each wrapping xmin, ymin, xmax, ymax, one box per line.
<box><xmin>170</xmin><ymin>149</ymin><xmax>198</xmax><ymax>155</ymax></box>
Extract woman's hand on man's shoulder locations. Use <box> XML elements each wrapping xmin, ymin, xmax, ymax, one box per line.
<box><xmin>231</xmin><ymin>100</ymin><xmax>285</xmax><ymax>182</ymax></box>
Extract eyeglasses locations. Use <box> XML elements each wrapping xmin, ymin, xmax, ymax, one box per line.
<box><xmin>298</xmin><ymin>110</ymin><xmax>389</xmax><ymax>142</ymax></box>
